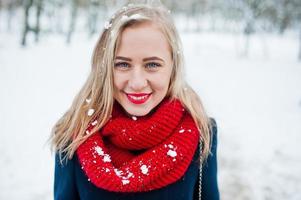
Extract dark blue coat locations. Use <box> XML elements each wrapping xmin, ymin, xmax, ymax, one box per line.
<box><xmin>54</xmin><ymin>118</ymin><xmax>219</xmax><ymax>200</ymax></box>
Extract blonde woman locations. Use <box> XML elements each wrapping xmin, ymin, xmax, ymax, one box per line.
<box><xmin>50</xmin><ymin>2</ymin><xmax>219</xmax><ymax>200</ymax></box>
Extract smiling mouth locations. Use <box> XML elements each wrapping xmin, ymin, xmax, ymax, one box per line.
<box><xmin>125</xmin><ymin>93</ymin><xmax>152</xmax><ymax>104</ymax></box>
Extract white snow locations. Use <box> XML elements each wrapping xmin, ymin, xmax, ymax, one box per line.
<box><xmin>140</xmin><ymin>165</ymin><xmax>149</xmax><ymax>175</ymax></box>
<box><xmin>167</xmin><ymin>149</ymin><xmax>177</xmax><ymax>158</ymax></box>
<box><xmin>1</xmin><ymin>19</ymin><xmax>301</xmax><ymax>200</ymax></box>
<box><xmin>85</xmin><ymin>98</ymin><xmax>91</xmax><ymax>103</ymax></box>
<box><xmin>104</xmin><ymin>21</ymin><xmax>112</xmax><ymax>29</ymax></box>
<box><xmin>95</xmin><ymin>146</ymin><xmax>104</xmax><ymax>156</ymax></box>
<box><xmin>121</xmin><ymin>15</ymin><xmax>129</xmax><ymax>22</ymax></box>
<box><xmin>91</xmin><ymin>120</ymin><xmax>98</xmax><ymax>126</ymax></box>
<box><xmin>114</xmin><ymin>169</ymin><xmax>123</xmax><ymax>176</ymax></box>
<box><xmin>103</xmin><ymin>155</ymin><xmax>111</xmax><ymax>163</ymax></box>
<box><xmin>179</xmin><ymin>129</ymin><xmax>185</xmax><ymax>133</ymax></box>
<box><xmin>122</xmin><ymin>179</ymin><xmax>130</xmax><ymax>185</ymax></box>
<box><xmin>87</xmin><ymin>108</ymin><xmax>95</xmax><ymax>116</ymax></box>
<box><xmin>126</xmin><ymin>172</ymin><xmax>133</xmax><ymax>179</ymax></box>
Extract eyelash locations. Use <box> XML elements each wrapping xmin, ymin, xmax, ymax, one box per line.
<box><xmin>146</xmin><ymin>62</ymin><xmax>161</xmax><ymax>68</ymax></box>
<box><xmin>114</xmin><ymin>62</ymin><xmax>129</xmax><ymax>68</ymax></box>
<box><xmin>114</xmin><ymin>62</ymin><xmax>162</xmax><ymax>69</ymax></box>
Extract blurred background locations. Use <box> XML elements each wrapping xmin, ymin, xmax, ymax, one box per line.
<box><xmin>0</xmin><ymin>0</ymin><xmax>301</xmax><ymax>199</ymax></box>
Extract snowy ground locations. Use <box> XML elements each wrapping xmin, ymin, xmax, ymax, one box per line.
<box><xmin>0</xmin><ymin>28</ymin><xmax>301</xmax><ymax>199</ymax></box>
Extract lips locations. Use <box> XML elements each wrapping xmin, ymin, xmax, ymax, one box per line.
<box><xmin>126</xmin><ymin>93</ymin><xmax>152</xmax><ymax>104</ymax></box>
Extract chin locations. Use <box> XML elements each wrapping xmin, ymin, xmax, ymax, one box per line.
<box><xmin>125</xmin><ymin>106</ymin><xmax>152</xmax><ymax>116</ymax></box>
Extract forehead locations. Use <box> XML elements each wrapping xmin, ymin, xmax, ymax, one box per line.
<box><xmin>116</xmin><ymin>21</ymin><xmax>171</xmax><ymax>58</ymax></box>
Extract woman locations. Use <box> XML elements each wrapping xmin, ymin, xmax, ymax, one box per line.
<box><xmin>50</xmin><ymin>2</ymin><xmax>219</xmax><ymax>200</ymax></box>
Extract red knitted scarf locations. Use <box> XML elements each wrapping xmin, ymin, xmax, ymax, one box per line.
<box><xmin>76</xmin><ymin>98</ymin><xmax>200</xmax><ymax>192</ymax></box>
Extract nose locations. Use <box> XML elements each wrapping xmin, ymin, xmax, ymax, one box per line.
<box><xmin>128</xmin><ymin>67</ymin><xmax>148</xmax><ymax>91</ymax></box>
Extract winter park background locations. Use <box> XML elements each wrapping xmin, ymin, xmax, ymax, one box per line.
<box><xmin>1</xmin><ymin>0</ymin><xmax>301</xmax><ymax>199</ymax></box>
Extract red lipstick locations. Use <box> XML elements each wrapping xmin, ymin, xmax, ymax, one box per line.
<box><xmin>126</xmin><ymin>93</ymin><xmax>151</xmax><ymax>104</ymax></box>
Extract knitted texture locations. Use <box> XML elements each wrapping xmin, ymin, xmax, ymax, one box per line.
<box><xmin>76</xmin><ymin>98</ymin><xmax>200</xmax><ymax>192</ymax></box>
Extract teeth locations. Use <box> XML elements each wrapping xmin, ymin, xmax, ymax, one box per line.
<box><xmin>129</xmin><ymin>95</ymin><xmax>148</xmax><ymax>100</ymax></box>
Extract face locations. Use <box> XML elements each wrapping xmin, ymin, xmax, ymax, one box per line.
<box><xmin>113</xmin><ymin>21</ymin><xmax>173</xmax><ymax>116</ymax></box>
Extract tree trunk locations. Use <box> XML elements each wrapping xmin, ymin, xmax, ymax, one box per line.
<box><xmin>7</xmin><ymin>2</ymin><xmax>14</xmax><ymax>32</ymax></box>
<box><xmin>66</xmin><ymin>0</ymin><xmax>78</xmax><ymax>44</ymax></box>
<box><xmin>242</xmin><ymin>20</ymin><xmax>255</xmax><ymax>57</ymax></box>
<box><xmin>299</xmin><ymin>23</ymin><xmax>301</xmax><ymax>61</ymax></box>
<box><xmin>35</xmin><ymin>0</ymin><xmax>43</xmax><ymax>43</ymax></box>
<box><xmin>21</xmin><ymin>0</ymin><xmax>33</xmax><ymax>46</ymax></box>
<box><xmin>87</xmin><ymin>0</ymin><xmax>100</xmax><ymax>37</ymax></box>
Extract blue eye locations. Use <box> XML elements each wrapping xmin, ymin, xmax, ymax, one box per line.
<box><xmin>146</xmin><ymin>62</ymin><xmax>161</xmax><ymax>69</ymax></box>
<box><xmin>114</xmin><ymin>62</ymin><xmax>129</xmax><ymax>68</ymax></box>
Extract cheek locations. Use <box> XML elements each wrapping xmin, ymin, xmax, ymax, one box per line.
<box><xmin>113</xmin><ymin>73</ymin><xmax>125</xmax><ymax>90</ymax></box>
<box><xmin>150</xmin><ymin>72</ymin><xmax>171</xmax><ymax>91</ymax></box>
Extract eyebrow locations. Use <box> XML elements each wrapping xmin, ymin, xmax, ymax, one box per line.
<box><xmin>143</xmin><ymin>57</ymin><xmax>164</xmax><ymax>62</ymax></box>
<box><xmin>115</xmin><ymin>56</ymin><xmax>131</xmax><ymax>61</ymax></box>
<box><xmin>115</xmin><ymin>56</ymin><xmax>165</xmax><ymax>62</ymax></box>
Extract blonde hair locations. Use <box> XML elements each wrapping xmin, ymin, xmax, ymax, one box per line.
<box><xmin>49</xmin><ymin>3</ymin><xmax>213</xmax><ymax>163</ymax></box>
